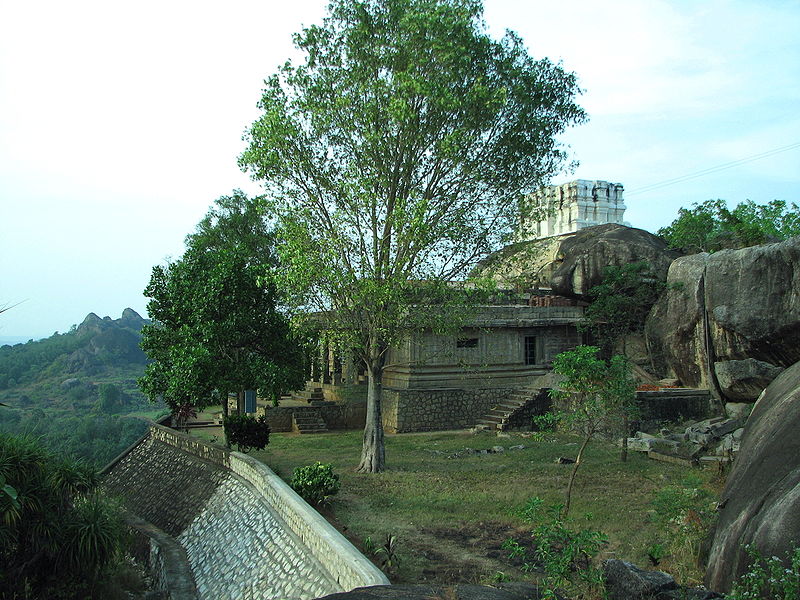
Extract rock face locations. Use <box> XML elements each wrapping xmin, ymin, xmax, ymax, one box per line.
<box><xmin>602</xmin><ymin>559</ymin><xmax>677</xmax><ymax>600</ymax></box>
<box><xmin>646</xmin><ymin>237</ymin><xmax>800</xmax><ymax>399</ymax></box>
<box><xmin>549</xmin><ymin>224</ymin><xmax>680</xmax><ymax>297</ymax></box>
<box><xmin>705</xmin><ymin>360</ymin><xmax>800</xmax><ymax>593</ymax></box>
<box><xmin>478</xmin><ymin>223</ymin><xmax>679</xmax><ymax>296</ymax></box>
<box><xmin>714</xmin><ymin>359</ymin><xmax>784</xmax><ymax>401</ymax></box>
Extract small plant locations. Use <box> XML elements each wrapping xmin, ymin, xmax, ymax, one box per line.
<box><xmin>505</xmin><ymin>496</ymin><xmax>607</xmax><ymax>600</ymax></box>
<box><xmin>647</xmin><ymin>542</ymin><xmax>666</xmax><ymax>566</ymax></box>
<box><xmin>491</xmin><ymin>571</ymin><xmax>510</xmax><ymax>583</ymax></box>
<box><xmin>727</xmin><ymin>544</ymin><xmax>800</xmax><ymax>600</ymax></box>
<box><xmin>223</xmin><ymin>413</ymin><xmax>270</xmax><ymax>453</ymax></box>
<box><xmin>290</xmin><ymin>462</ymin><xmax>340</xmax><ymax>506</ymax></box>
<box><xmin>374</xmin><ymin>533</ymin><xmax>400</xmax><ymax>574</ymax></box>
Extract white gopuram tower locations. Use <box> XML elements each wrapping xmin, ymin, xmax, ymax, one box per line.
<box><xmin>517</xmin><ymin>179</ymin><xmax>626</xmax><ymax>241</ymax></box>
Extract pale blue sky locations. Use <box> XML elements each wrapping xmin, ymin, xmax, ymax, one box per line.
<box><xmin>2</xmin><ymin>0</ymin><xmax>799</xmax><ymax>340</ymax></box>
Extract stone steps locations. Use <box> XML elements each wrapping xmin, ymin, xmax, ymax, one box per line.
<box><xmin>475</xmin><ymin>391</ymin><xmax>538</xmax><ymax>431</ymax></box>
<box><xmin>292</xmin><ymin>387</ymin><xmax>326</xmax><ymax>403</ymax></box>
<box><xmin>292</xmin><ymin>413</ymin><xmax>328</xmax><ymax>434</ymax></box>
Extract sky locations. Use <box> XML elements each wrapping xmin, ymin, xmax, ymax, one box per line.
<box><xmin>1</xmin><ymin>0</ymin><xmax>799</xmax><ymax>341</ymax></box>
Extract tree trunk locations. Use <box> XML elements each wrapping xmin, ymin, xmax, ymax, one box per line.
<box><xmin>221</xmin><ymin>393</ymin><xmax>231</xmax><ymax>449</ymax></box>
<box><xmin>563</xmin><ymin>434</ymin><xmax>592</xmax><ymax>517</ymax></box>
<box><xmin>356</xmin><ymin>361</ymin><xmax>385</xmax><ymax>473</ymax></box>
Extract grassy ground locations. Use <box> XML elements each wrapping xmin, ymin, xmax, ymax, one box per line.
<box><xmin>189</xmin><ymin>426</ymin><xmax>721</xmax><ymax>587</ymax></box>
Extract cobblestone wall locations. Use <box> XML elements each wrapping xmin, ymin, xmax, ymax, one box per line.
<box><xmin>104</xmin><ymin>425</ymin><xmax>388</xmax><ymax>599</ymax></box>
<box><xmin>382</xmin><ymin>387</ymin><xmax>514</xmax><ymax>433</ymax></box>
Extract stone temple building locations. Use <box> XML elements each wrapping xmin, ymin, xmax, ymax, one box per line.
<box><xmin>516</xmin><ymin>179</ymin><xmax>626</xmax><ymax>240</ymax></box>
<box><xmin>268</xmin><ymin>180</ymin><xmax>626</xmax><ymax>434</ymax></box>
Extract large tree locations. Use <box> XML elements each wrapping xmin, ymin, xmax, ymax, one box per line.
<box><xmin>239</xmin><ymin>0</ymin><xmax>586</xmax><ymax>472</ymax></box>
<box><xmin>139</xmin><ymin>191</ymin><xmax>307</xmax><ymax>426</ymax></box>
<box><xmin>657</xmin><ymin>198</ymin><xmax>800</xmax><ymax>254</ymax></box>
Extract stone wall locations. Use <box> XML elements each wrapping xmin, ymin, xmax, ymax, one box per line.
<box><xmin>382</xmin><ymin>387</ymin><xmax>515</xmax><ymax>433</ymax></box>
<box><xmin>258</xmin><ymin>403</ymin><xmax>367</xmax><ymax>433</ymax></box>
<box><xmin>104</xmin><ymin>424</ymin><xmax>388</xmax><ymax>599</ymax></box>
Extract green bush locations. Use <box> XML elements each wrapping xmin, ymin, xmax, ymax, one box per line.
<box><xmin>290</xmin><ymin>462</ymin><xmax>340</xmax><ymax>506</ymax></box>
<box><xmin>728</xmin><ymin>544</ymin><xmax>800</xmax><ymax>600</ymax></box>
<box><xmin>223</xmin><ymin>413</ymin><xmax>270</xmax><ymax>453</ymax></box>
<box><xmin>503</xmin><ymin>496</ymin><xmax>607</xmax><ymax>600</ymax></box>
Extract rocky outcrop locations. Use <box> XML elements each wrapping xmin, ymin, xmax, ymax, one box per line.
<box><xmin>549</xmin><ymin>224</ymin><xmax>680</xmax><ymax>297</ymax></box>
<box><xmin>705</xmin><ymin>360</ymin><xmax>800</xmax><ymax>593</ymax></box>
<box><xmin>646</xmin><ymin>237</ymin><xmax>800</xmax><ymax>399</ymax></box>
<box><xmin>477</xmin><ymin>224</ymin><xmax>679</xmax><ymax>296</ymax></box>
<box><xmin>713</xmin><ymin>359</ymin><xmax>784</xmax><ymax>401</ymax></box>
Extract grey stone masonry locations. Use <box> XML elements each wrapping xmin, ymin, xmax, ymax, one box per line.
<box><xmin>103</xmin><ymin>425</ymin><xmax>388</xmax><ymax>600</ymax></box>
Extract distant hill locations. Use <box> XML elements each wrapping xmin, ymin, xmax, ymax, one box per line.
<box><xmin>0</xmin><ymin>309</ymin><xmax>165</xmax><ymax>467</ymax></box>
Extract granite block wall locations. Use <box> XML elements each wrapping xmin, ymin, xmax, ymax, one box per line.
<box><xmin>103</xmin><ymin>424</ymin><xmax>388</xmax><ymax>600</ymax></box>
<box><xmin>382</xmin><ymin>387</ymin><xmax>515</xmax><ymax>433</ymax></box>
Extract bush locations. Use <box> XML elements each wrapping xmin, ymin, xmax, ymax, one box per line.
<box><xmin>503</xmin><ymin>497</ymin><xmax>607</xmax><ymax>600</ymax></box>
<box><xmin>290</xmin><ymin>462</ymin><xmax>340</xmax><ymax>506</ymax></box>
<box><xmin>728</xmin><ymin>544</ymin><xmax>800</xmax><ymax>600</ymax></box>
<box><xmin>223</xmin><ymin>414</ymin><xmax>270</xmax><ymax>453</ymax></box>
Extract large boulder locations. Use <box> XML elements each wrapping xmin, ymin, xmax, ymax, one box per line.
<box><xmin>705</xmin><ymin>360</ymin><xmax>800</xmax><ymax>593</ymax></box>
<box><xmin>549</xmin><ymin>224</ymin><xmax>680</xmax><ymax>297</ymax></box>
<box><xmin>477</xmin><ymin>224</ymin><xmax>679</xmax><ymax>297</ymax></box>
<box><xmin>646</xmin><ymin>237</ymin><xmax>800</xmax><ymax>394</ymax></box>
<box><xmin>713</xmin><ymin>359</ymin><xmax>785</xmax><ymax>401</ymax></box>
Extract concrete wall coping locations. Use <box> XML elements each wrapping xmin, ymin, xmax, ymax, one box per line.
<box><xmin>147</xmin><ymin>423</ymin><xmax>389</xmax><ymax>592</ymax></box>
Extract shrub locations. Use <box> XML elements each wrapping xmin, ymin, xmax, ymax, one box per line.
<box><xmin>503</xmin><ymin>496</ymin><xmax>607</xmax><ymax>600</ymax></box>
<box><xmin>223</xmin><ymin>413</ymin><xmax>270</xmax><ymax>453</ymax></box>
<box><xmin>728</xmin><ymin>544</ymin><xmax>800</xmax><ymax>600</ymax></box>
<box><xmin>290</xmin><ymin>462</ymin><xmax>340</xmax><ymax>506</ymax></box>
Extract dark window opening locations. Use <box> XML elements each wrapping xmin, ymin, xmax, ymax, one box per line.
<box><xmin>525</xmin><ymin>336</ymin><xmax>538</xmax><ymax>365</ymax></box>
<box><xmin>456</xmin><ymin>337</ymin><xmax>479</xmax><ymax>349</ymax></box>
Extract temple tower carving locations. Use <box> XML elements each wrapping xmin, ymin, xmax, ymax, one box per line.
<box><xmin>517</xmin><ymin>179</ymin><xmax>626</xmax><ymax>240</ymax></box>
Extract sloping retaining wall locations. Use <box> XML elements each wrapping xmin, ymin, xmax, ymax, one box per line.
<box><xmin>103</xmin><ymin>423</ymin><xmax>388</xmax><ymax>599</ymax></box>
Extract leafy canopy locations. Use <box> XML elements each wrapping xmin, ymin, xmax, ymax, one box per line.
<box><xmin>239</xmin><ymin>0</ymin><xmax>586</xmax><ymax>349</ymax></box>
<box><xmin>658</xmin><ymin>199</ymin><xmax>800</xmax><ymax>254</ymax></box>
<box><xmin>580</xmin><ymin>261</ymin><xmax>666</xmax><ymax>355</ymax></box>
<box><xmin>139</xmin><ymin>191</ymin><xmax>307</xmax><ymax>414</ymax></box>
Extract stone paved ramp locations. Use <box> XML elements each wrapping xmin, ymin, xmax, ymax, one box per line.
<box><xmin>104</xmin><ymin>432</ymin><xmax>340</xmax><ymax>600</ymax></box>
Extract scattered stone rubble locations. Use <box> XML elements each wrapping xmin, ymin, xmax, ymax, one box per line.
<box><xmin>428</xmin><ymin>445</ymin><xmax>527</xmax><ymax>459</ymax></box>
<box><xmin>623</xmin><ymin>416</ymin><xmax>745</xmax><ymax>467</ymax></box>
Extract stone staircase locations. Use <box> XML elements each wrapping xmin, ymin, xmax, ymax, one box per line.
<box><xmin>292</xmin><ymin>412</ymin><xmax>328</xmax><ymax>434</ymax></box>
<box><xmin>291</xmin><ymin>385</ymin><xmax>326</xmax><ymax>404</ymax></box>
<box><xmin>475</xmin><ymin>389</ymin><xmax>541</xmax><ymax>432</ymax></box>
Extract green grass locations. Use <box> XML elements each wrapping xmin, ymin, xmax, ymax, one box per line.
<box><xmin>191</xmin><ymin>428</ymin><xmax>719</xmax><ymax>586</ymax></box>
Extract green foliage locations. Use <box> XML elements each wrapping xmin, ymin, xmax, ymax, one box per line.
<box><xmin>290</xmin><ymin>461</ymin><xmax>341</xmax><ymax>506</ymax></box>
<box><xmin>728</xmin><ymin>544</ymin><xmax>800</xmax><ymax>600</ymax></box>
<box><xmin>0</xmin><ymin>408</ymin><xmax>149</xmax><ymax>469</ymax></box>
<box><xmin>139</xmin><ymin>191</ymin><xmax>308</xmax><ymax>416</ymax></box>
<box><xmin>649</xmin><ymin>475</ymin><xmax>717</xmax><ymax>583</ymax></box>
<box><xmin>580</xmin><ymin>261</ymin><xmax>666</xmax><ymax>355</ymax></box>
<box><xmin>223</xmin><ymin>413</ymin><xmax>270</xmax><ymax>453</ymax></box>
<box><xmin>548</xmin><ymin>346</ymin><xmax>637</xmax><ymax>515</ymax></box>
<box><xmin>504</xmin><ymin>496</ymin><xmax>607</xmax><ymax>600</ymax></box>
<box><xmin>0</xmin><ymin>434</ymin><xmax>127</xmax><ymax>598</ymax></box>
<box><xmin>658</xmin><ymin>199</ymin><xmax>800</xmax><ymax>254</ymax></box>
<box><xmin>239</xmin><ymin>0</ymin><xmax>586</xmax><ymax>472</ymax></box>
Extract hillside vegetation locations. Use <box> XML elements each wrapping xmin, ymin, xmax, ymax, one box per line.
<box><xmin>0</xmin><ymin>309</ymin><xmax>166</xmax><ymax>466</ymax></box>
